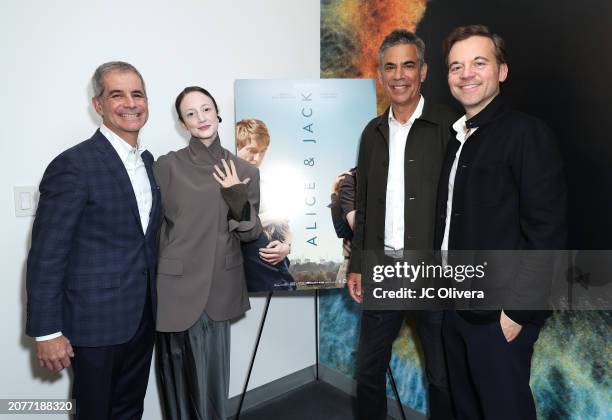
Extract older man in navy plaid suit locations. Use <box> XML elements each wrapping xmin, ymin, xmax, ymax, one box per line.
<box><xmin>26</xmin><ymin>61</ymin><xmax>161</xmax><ymax>420</ymax></box>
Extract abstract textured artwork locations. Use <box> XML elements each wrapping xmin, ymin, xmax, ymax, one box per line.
<box><xmin>320</xmin><ymin>289</ymin><xmax>611</xmax><ymax>418</ymax></box>
<box><xmin>321</xmin><ymin>0</ymin><xmax>426</xmax><ymax>112</ymax></box>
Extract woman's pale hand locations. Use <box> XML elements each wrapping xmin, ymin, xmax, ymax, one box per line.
<box><xmin>259</xmin><ymin>240</ymin><xmax>291</xmax><ymax>265</ymax></box>
<box><xmin>213</xmin><ymin>159</ymin><xmax>250</xmax><ymax>187</ymax></box>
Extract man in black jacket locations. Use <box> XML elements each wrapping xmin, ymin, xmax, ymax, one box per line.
<box><xmin>347</xmin><ymin>29</ymin><xmax>457</xmax><ymax>420</ymax></box>
<box><xmin>436</xmin><ymin>25</ymin><xmax>567</xmax><ymax>420</ymax></box>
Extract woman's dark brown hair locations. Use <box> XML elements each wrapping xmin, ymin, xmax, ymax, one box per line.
<box><xmin>175</xmin><ymin>86</ymin><xmax>222</xmax><ymax>123</ymax></box>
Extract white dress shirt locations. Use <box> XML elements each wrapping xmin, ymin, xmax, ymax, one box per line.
<box><xmin>100</xmin><ymin>124</ymin><xmax>152</xmax><ymax>233</ymax></box>
<box><xmin>384</xmin><ymin>95</ymin><xmax>425</xmax><ymax>251</ymax></box>
<box><xmin>36</xmin><ymin>124</ymin><xmax>152</xmax><ymax>342</ymax></box>
<box><xmin>441</xmin><ymin>115</ymin><xmax>478</xmax><ymax>261</ymax></box>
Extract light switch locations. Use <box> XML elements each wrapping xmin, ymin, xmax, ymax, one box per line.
<box><xmin>20</xmin><ymin>192</ymin><xmax>31</xmax><ymax>210</ymax></box>
<box><xmin>14</xmin><ymin>186</ymin><xmax>38</xmax><ymax>217</ymax></box>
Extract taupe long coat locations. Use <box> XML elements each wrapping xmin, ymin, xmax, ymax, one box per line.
<box><xmin>154</xmin><ymin>137</ymin><xmax>261</xmax><ymax>332</ymax></box>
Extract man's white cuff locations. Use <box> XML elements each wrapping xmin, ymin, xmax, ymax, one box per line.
<box><xmin>35</xmin><ymin>332</ymin><xmax>62</xmax><ymax>341</ymax></box>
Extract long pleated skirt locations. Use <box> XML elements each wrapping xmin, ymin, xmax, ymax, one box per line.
<box><xmin>156</xmin><ymin>312</ymin><xmax>230</xmax><ymax>420</ymax></box>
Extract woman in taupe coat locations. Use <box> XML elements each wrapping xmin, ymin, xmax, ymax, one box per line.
<box><xmin>154</xmin><ymin>86</ymin><xmax>262</xmax><ymax>420</ymax></box>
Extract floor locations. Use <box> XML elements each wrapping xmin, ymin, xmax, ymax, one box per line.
<box><xmin>236</xmin><ymin>380</ymin><xmax>397</xmax><ymax>420</ymax></box>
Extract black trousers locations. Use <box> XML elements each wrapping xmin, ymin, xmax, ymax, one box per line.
<box><xmin>356</xmin><ymin>310</ymin><xmax>453</xmax><ymax>420</ymax></box>
<box><xmin>71</xmin><ymin>288</ymin><xmax>155</xmax><ymax>420</ymax></box>
<box><xmin>442</xmin><ymin>310</ymin><xmax>540</xmax><ymax>420</ymax></box>
<box><xmin>156</xmin><ymin>312</ymin><xmax>230</xmax><ymax>420</ymax></box>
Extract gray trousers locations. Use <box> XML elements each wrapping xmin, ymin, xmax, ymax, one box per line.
<box><xmin>156</xmin><ymin>312</ymin><xmax>230</xmax><ymax>420</ymax></box>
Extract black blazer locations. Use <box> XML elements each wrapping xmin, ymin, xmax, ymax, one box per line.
<box><xmin>349</xmin><ymin>101</ymin><xmax>459</xmax><ymax>273</ymax></box>
<box><xmin>435</xmin><ymin>96</ymin><xmax>567</xmax><ymax>325</ymax></box>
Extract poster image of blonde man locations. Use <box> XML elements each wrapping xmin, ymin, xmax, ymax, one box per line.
<box><xmin>236</xmin><ymin>118</ymin><xmax>294</xmax><ymax>291</ymax></box>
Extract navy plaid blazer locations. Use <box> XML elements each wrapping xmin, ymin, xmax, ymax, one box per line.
<box><xmin>26</xmin><ymin>130</ymin><xmax>161</xmax><ymax>347</ymax></box>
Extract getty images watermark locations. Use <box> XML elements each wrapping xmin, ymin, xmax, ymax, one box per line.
<box><xmin>372</xmin><ymin>260</ymin><xmax>487</xmax><ymax>299</ymax></box>
<box><xmin>359</xmin><ymin>250</ymin><xmax>612</xmax><ymax>311</ymax></box>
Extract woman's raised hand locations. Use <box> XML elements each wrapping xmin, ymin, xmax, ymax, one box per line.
<box><xmin>213</xmin><ymin>159</ymin><xmax>250</xmax><ymax>187</ymax></box>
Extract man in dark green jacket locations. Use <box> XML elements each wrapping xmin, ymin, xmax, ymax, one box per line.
<box><xmin>347</xmin><ymin>29</ymin><xmax>458</xmax><ymax>420</ymax></box>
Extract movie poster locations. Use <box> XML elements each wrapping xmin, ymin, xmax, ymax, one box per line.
<box><xmin>234</xmin><ymin>79</ymin><xmax>376</xmax><ymax>291</ymax></box>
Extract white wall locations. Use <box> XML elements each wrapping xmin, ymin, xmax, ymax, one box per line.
<box><xmin>0</xmin><ymin>1</ymin><xmax>319</xmax><ymax>418</ymax></box>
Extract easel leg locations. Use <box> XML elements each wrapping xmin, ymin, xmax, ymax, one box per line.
<box><xmin>315</xmin><ymin>289</ymin><xmax>319</xmax><ymax>381</ymax></box>
<box><xmin>387</xmin><ymin>366</ymin><xmax>407</xmax><ymax>420</ymax></box>
<box><xmin>235</xmin><ymin>291</ymin><xmax>273</xmax><ymax>420</ymax></box>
